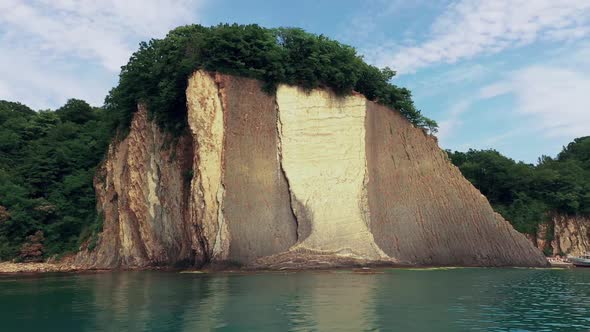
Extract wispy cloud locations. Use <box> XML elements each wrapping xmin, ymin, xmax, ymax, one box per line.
<box><xmin>379</xmin><ymin>0</ymin><xmax>590</xmax><ymax>74</ymax></box>
<box><xmin>0</xmin><ymin>0</ymin><xmax>203</xmax><ymax>109</ymax></box>
<box><xmin>339</xmin><ymin>0</ymin><xmax>435</xmax><ymax>49</ymax></box>
<box><xmin>485</xmin><ymin>65</ymin><xmax>590</xmax><ymax>138</ymax></box>
<box><xmin>436</xmin><ymin>98</ymin><xmax>474</xmax><ymax>142</ymax></box>
<box><xmin>439</xmin><ymin>44</ymin><xmax>590</xmax><ymax>148</ymax></box>
<box><xmin>408</xmin><ymin>63</ymin><xmax>491</xmax><ymax>98</ymax></box>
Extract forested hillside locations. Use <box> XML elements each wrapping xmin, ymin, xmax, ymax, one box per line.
<box><xmin>448</xmin><ymin>137</ymin><xmax>590</xmax><ymax>236</ymax></box>
<box><xmin>0</xmin><ymin>100</ymin><xmax>110</xmax><ymax>260</ymax></box>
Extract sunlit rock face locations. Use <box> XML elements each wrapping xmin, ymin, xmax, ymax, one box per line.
<box><xmin>530</xmin><ymin>215</ymin><xmax>590</xmax><ymax>256</ymax></box>
<box><xmin>552</xmin><ymin>215</ymin><xmax>590</xmax><ymax>256</ymax></box>
<box><xmin>525</xmin><ymin>215</ymin><xmax>590</xmax><ymax>257</ymax></box>
<box><xmin>275</xmin><ymin>86</ymin><xmax>388</xmax><ymax>261</ymax></box>
<box><xmin>75</xmin><ymin>106</ymin><xmax>196</xmax><ymax>268</ymax></box>
<box><xmin>77</xmin><ymin>70</ymin><xmax>548</xmax><ymax>268</ymax></box>
<box><xmin>186</xmin><ymin>71</ymin><xmax>228</xmax><ymax>262</ymax></box>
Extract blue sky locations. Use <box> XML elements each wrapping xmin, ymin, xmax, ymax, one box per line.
<box><xmin>1</xmin><ymin>0</ymin><xmax>590</xmax><ymax>163</ymax></box>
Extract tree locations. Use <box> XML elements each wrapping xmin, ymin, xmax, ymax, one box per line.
<box><xmin>448</xmin><ymin>137</ymin><xmax>590</xmax><ymax>236</ymax></box>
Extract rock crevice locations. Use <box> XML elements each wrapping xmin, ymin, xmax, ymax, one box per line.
<box><xmin>77</xmin><ymin>70</ymin><xmax>548</xmax><ymax>269</ymax></box>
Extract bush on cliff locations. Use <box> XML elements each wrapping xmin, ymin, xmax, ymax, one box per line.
<box><xmin>105</xmin><ymin>23</ymin><xmax>437</xmax><ymax>135</ymax></box>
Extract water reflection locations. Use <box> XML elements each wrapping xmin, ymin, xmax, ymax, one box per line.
<box><xmin>0</xmin><ymin>268</ymin><xmax>589</xmax><ymax>331</ymax></box>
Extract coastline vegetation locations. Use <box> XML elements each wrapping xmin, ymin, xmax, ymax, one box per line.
<box><xmin>447</xmin><ymin>136</ymin><xmax>590</xmax><ymax>236</ymax></box>
<box><xmin>0</xmin><ymin>100</ymin><xmax>110</xmax><ymax>260</ymax></box>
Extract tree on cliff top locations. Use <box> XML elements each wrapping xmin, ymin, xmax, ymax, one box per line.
<box><xmin>105</xmin><ymin>23</ymin><xmax>437</xmax><ymax>135</ymax></box>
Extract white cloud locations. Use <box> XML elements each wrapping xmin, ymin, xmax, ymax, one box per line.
<box><xmin>438</xmin><ymin>45</ymin><xmax>590</xmax><ymax>148</ymax></box>
<box><xmin>491</xmin><ymin>66</ymin><xmax>590</xmax><ymax>138</ymax></box>
<box><xmin>0</xmin><ymin>0</ymin><xmax>203</xmax><ymax>109</ymax></box>
<box><xmin>0</xmin><ymin>45</ymin><xmax>108</xmax><ymax>109</ymax></box>
<box><xmin>410</xmin><ymin>63</ymin><xmax>491</xmax><ymax>97</ymax></box>
<box><xmin>437</xmin><ymin>43</ymin><xmax>590</xmax><ymax>146</ymax></box>
<box><xmin>380</xmin><ymin>0</ymin><xmax>590</xmax><ymax>73</ymax></box>
<box><xmin>436</xmin><ymin>98</ymin><xmax>473</xmax><ymax>142</ymax></box>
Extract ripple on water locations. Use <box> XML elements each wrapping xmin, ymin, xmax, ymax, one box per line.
<box><xmin>0</xmin><ymin>268</ymin><xmax>589</xmax><ymax>331</ymax></box>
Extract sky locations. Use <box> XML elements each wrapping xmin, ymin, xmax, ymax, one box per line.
<box><xmin>1</xmin><ymin>0</ymin><xmax>590</xmax><ymax>163</ymax></box>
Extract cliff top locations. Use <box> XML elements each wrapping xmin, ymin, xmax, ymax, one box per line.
<box><xmin>104</xmin><ymin>24</ymin><xmax>438</xmax><ymax>135</ymax></box>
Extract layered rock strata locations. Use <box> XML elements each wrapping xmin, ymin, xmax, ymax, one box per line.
<box><xmin>77</xmin><ymin>70</ymin><xmax>548</xmax><ymax>268</ymax></box>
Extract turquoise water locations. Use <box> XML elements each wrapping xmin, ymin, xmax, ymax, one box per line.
<box><xmin>0</xmin><ymin>268</ymin><xmax>589</xmax><ymax>331</ymax></box>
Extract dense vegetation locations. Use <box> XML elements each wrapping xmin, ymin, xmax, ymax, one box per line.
<box><xmin>448</xmin><ymin>137</ymin><xmax>590</xmax><ymax>237</ymax></box>
<box><xmin>105</xmin><ymin>24</ymin><xmax>438</xmax><ymax>134</ymax></box>
<box><xmin>0</xmin><ymin>100</ymin><xmax>110</xmax><ymax>260</ymax></box>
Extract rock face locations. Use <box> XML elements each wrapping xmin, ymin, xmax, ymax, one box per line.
<box><xmin>76</xmin><ymin>106</ymin><xmax>196</xmax><ymax>268</ymax></box>
<box><xmin>76</xmin><ymin>71</ymin><xmax>547</xmax><ymax>268</ymax></box>
<box><xmin>530</xmin><ymin>215</ymin><xmax>590</xmax><ymax>256</ymax></box>
<box><xmin>553</xmin><ymin>215</ymin><xmax>590</xmax><ymax>256</ymax></box>
<box><xmin>364</xmin><ymin>102</ymin><xmax>545</xmax><ymax>266</ymax></box>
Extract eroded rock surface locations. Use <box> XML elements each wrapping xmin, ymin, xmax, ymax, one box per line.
<box><xmin>77</xmin><ymin>70</ymin><xmax>547</xmax><ymax>269</ymax></box>
<box><xmin>275</xmin><ymin>86</ymin><xmax>388</xmax><ymax>261</ymax></box>
<box><xmin>553</xmin><ymin>215</ymin><xmax>590</xmax><ymax>256</ymax></box>
<box><xmin>186</xmin><ymin>71</ymin><xmax>228</xmax><ymax>262</ymax></box>
<box><xmin>76</xmin><ymin>106</ymin><xmax>195</xmax><ymax>268</ymax></box>
<box><xmin>365</xmin><ymin>102</ymin><xmax>547</xmax><ymax>267</ymax></box>
<box><xmin>220</xmin><ymin>76</ymin><xmax>298</xmax><ymax>263</ymax></box>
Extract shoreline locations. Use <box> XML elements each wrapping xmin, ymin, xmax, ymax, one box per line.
<box><xmin>0</xmin><ymin>261</ymin><xmax>571</xmax><ymax>275</ymax></box>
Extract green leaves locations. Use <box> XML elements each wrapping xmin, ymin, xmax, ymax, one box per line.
<box><xmin>106</xmin><ymin>24</ymin><xmax>438</xmax><ymax>135</ymax></box>
<box><xmin>0</xmin><ymin>99</ymin><xmax>110</xmax><ymax>260</ymax></box>
<box><xmin>448</xmin><ymin>138</ymin><xmax>590</xmax><ymax>235</ymax></box>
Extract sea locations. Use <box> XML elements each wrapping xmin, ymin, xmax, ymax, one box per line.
<box><xmin>1</xmin><ymin>268</ymin><xmax>589</xmax><ymax>331</ymax></box>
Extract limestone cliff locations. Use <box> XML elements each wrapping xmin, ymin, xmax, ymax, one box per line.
<box><xmin>76</xmin><ymin>71</ymin><xmax>548</xmax><ymax>268</ymax></box>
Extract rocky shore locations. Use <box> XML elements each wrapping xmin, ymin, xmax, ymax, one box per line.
<box><xmin>0</xmin><ymin>262</ymin><xmax>80</xmax><ymax>274</ymax></box>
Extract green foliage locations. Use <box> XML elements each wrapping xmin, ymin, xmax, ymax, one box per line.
<box><xmin>106</xmin><ymin>23</ymin><xmax>437</xmax><ymax>135</ymax></box>
<box><xmin>448</xmin><ymin>137</ymin><xmax>590</xmax><ymax>235</ymax></box>
<box><xmin>0</xmin><ymin>99</ymin><xmax>110</xmax><ymax>260</ymax></box>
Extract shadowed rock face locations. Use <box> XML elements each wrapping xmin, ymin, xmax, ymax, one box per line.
<box><xmin>364</xmin><ymin>102</ymin><xmax>547</xmax><ymax>267</ymax></box>
<box><xmin>77</xmin><ymin>70</ymin><xmax>548</xmax><ymax>269</ymax></box>
<box><xmin>220</xmin><ymin>75</ymin><xmax>298</xmax><ymax>263</ymax></box>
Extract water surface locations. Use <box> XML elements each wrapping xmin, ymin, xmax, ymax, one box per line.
<box><xmin>1</xmin><ymin>268</ymin><xmax>589</xmax><ymax>331</ymax></box>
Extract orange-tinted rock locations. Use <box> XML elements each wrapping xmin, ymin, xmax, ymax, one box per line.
<box><xmin>536</xmin><ymin>223</ymin><xmax>550</xmax><ymax>253</ymax></box>
<box><xmin>552</xmin><ymin>214</ymin><xmax>590</xmax><ymax>256</ymax></box>
<box><xmin>76</xmin><ymin>106</ymin><xmax>197</xmax><ymax>268</ymax></box>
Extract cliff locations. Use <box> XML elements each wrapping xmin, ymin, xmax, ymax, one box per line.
<box><xmin>529</xmin><ymin>214</ymin><xmax>590</xmax><ymax>256</ymax></box>
<box><xmin>76</xmin><ymin>71</ymin><xmax>547</xmax><ymax>269</ymax></box>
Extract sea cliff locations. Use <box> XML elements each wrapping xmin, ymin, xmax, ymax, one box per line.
<box><xmin>75</xmin><ymin>71</ymin><xmax>548</xmax><ymax>269</ymax></box>
<box><xmin>529</xmin><ymin>214</ymin><xmax>590</xmax><ymax>256</ymax></box>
